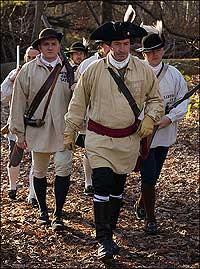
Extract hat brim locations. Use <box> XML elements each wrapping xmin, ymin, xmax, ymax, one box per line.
<box><xmin>32</xmin><ymin>32</ymin><xmax>63</xmax><ymax>49</ymax></box>
<box><xmin>90</xmin><ymin>22</ymin><xmax>147</xmax><ymax>42</ymax></box>
<box><xmin>69</xmin><ymin>48</ymin><xmax>88</xmax><ymax>53</ymax></box>
<box><xmin>136</xmin><ymin>42</ymin><xmax>164</xmax><ymax>52</ymax></box>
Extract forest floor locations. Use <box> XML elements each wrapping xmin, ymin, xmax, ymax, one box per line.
<box><xmin>1</xmin><ymin>75</ymin><xmax>199</xmax><ymax>269</ymax></box>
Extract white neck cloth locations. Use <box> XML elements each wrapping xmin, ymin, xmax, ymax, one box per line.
<box><xmin>145</xmin><ymin>60</ymin><xmax>162</xmax><ymax>75</ymax></box>
<box><xmin>40</xmin><ymin>55</ymin><xmax>59</xmax><ymax>68</ymax></box>
<box><xmin>108</xmin><ymin>53</ymin><xmax>130</xmax><ymax>69</ymax></box>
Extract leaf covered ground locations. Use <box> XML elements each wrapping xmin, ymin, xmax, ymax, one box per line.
<box><xmin>0</xmin><ymin>75</ymin><xmax>199</xmax><ymax>269</ymax></box>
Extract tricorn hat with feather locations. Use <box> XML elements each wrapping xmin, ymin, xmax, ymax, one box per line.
<box><xmin>90</xmin><ymin>5</ymin><xmax>147</xmax><ymax>42</ymax></box>
<box><xmin>136</xmin><ymin>20</ymin><xmax>165</xmax><ymax>52</ymax></box>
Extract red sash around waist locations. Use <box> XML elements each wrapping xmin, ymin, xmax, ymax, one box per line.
<box><xmin>87</xmin><ymin>118</ymin><xmax>140</xmax><ymax>138</ymax></box>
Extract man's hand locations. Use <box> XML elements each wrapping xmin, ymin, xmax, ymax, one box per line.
<box><xmin>155</xmin><ymin>115</ymin><xmax>172</xmax><ymax>129</ymax></box>
<box><xmin>16</xmin><ymin>135</ymin><xmax>27</xmax><ymax>149</ymax></box>
<box><xmin>64</xmin><ymin>132</ymin><xmax>76</xmax><ymax>151</ymax></box>
<box><xmin>137</xmin><ymin>115</ymin><xmax>155</xmax><ymax>139</ymax></box>
<box><xmin>17</xmin><ymin>141</ymin><xmax>27</xmax><ymax>149</ymax></box>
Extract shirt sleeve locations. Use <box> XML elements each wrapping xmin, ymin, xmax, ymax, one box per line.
<box><xmin>144</xmin><ymin>68</ymin><xmax>165</xmax><ymax>122</ymax></box>
<box><xmin>64</xmin><ymin>68</ymin><xmax>91</xmax><ymax>133</ymax></box>
<box><xmin>9</xmin><ymin>67</ymin><xmax>28</xmax><ymax>143</ymax></box>
<box><xmin>166</xmin><ymin>72</ymin><xmax>188</xmax><ymax>123</ymax></box>
<box><xmin>1</xmin><ymin>69</ymin><xmax>17</xmax><ymax>103</ymax></box>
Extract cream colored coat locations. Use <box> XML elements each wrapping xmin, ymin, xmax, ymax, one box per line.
<box><xmin>65</xmin><ymin>55</ymin><xmax>164</xmax><ymax>174</ymax></box>
<box><xmin>9</xmin><ymin>56</ymin><xmax>72</xmax><ymax>152</ymax></box>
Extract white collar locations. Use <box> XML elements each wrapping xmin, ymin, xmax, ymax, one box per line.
<box><xmin>40</xmin><ymin>55</ymin><xmax>59</xmax><ymax>68</ymax></box>
<box><xmin>145</xmin><ymin>60</ymin><xmax>162</xmax><ymax>75</ymax></box>
<box><xmin>108</xmin><ymin>53</ymin><xmax>130</xmax><ymax>69</ymax></box>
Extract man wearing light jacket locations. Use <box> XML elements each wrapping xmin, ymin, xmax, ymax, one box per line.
<box><xmin>9</xmin><ymin>28</ymin><xmax>72</xmax><ymax>232</ymax></box>
<box><xmin>134</xmin><ymin>29</ymin><xmax>188</xmax><ymax>235</ymax></box>
<box><xmin>64</xmin><ymin>20</ymin><xmax>164</xmax><ymax>261</ymax></box>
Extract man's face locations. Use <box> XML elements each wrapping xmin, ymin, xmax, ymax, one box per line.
<box><xmin>70</xmin><ymin>51</ymin><xmax>86</xmax><ymax>65</ymax></box>
<box><xmin>110</xmin><ymin>39</ymin><xmax>130</xmax><ymax>62</ymax></box>
<box><xmin>98</xmin><ymin>43</ymin><xmax>110</xmax><ymax>57</ymax></box>
<box><xmin>38</xmin><ymin>38</ymin><xmax>60</xmax><ymax>62</ymax></box>
<box><xmin>24</xmin><ymin>49</ymin><xmax>39</xmax><ymax>63</ymax></box>
<box><xmin>143</xmin><ymin>48</ymin><xmax>164</xmax><ymax>67</ymax></box>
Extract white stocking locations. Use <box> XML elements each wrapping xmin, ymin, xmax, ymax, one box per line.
<box><xmin>7</xmin><ymin>165</ymin><xmax>20</xmax><ymax>190</ymax></box>
<box><xmin>28</xmin><ymin>165</ymin><xmax>37</xmax><ymax>200</ymax></box>
<box><xmin>83</xmin><ymin>155</ymin><xmax>92</xmax><ymax>188</ymax></box>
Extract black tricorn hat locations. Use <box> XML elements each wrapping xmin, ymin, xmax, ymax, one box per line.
<box><xmin>90</xmin><ymin>21</ymin><xmax>147</xmax><ymax>42</ymax></box>
<box><xmin>68</xmin><ymin>42</ymin><xmax>88</xmax><ymax>53</ymax></box>
<box><xmin>32</xmin><ymin>28</ymin><xmax>63</xmax><ymax>49</ymax></box>
<box><xmin>136</xmin><ymin>33</ymin><xmax>165</xmax><ymax>52</ymax></box>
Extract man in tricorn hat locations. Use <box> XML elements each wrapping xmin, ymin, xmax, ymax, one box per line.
<box><xmin>9</xmin><ymin>28</ymin><xmax>73</xmax><ymax>231</ymax></box>
<box><xmin>133</xmin><ymin>22</ymin><xmax>188</xmax><ymax>235</ymax></box>
<box><xmin>68</xmin><ymin>41</ymin><xmax>88</xmax><ymax>71</ymax></box>
<box><xmin>64</xmin><ymin>20</ymin><xmax>164</xmax><ymax>261</ymax></box>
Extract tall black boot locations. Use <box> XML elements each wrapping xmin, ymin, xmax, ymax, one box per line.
<box><xmin>94</xmin><ymin>201</ymin><xmax>113</xmax><ymax>261</ymax></box>
<box><xmin>141</xmin><ymin>183</ymin><xmax>156</xmax><ymax>221</ymax></box>
<box><xmin>52</xmin><ymin>175</ymin><xmax>70</xmax><ymax>231</ymax></box>
<box><xmin>142</xmin><ymin>183</ymin><xmax>157</xmax><ymax>234</ymax></box>
<box><xmin>110</xmin><ymin>197</ymin><xmax>122</xmax><ymax>254</ymax></box>
<box><xmin>33</xmin><ymin>177</ymin><xmax>49</xmax><ymax>225</ymax></box>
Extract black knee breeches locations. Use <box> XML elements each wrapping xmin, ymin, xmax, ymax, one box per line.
<box><xmin>92</xmin><ymin>167</ymin><xmax>127</xmax><ymax>197</ymax></box>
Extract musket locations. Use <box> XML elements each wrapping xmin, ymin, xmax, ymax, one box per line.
<box><xmin>41</xmin><ymin>14</ymin><xmax>74</xmax><ymax>88</ymax></box>
<box><xmin>165</xmin><ymin>82</ymin><xmax>200</xmax><ymax>114</ymax></box>
<box><xmin>134</xmin><ymin>82</ymin><xmax>200</xmax><ymax>172</ymax></box>
<box><xmin>16</xmin><ymin>45</ymin><xmax>20</xmax><ymax>69</ymax></box>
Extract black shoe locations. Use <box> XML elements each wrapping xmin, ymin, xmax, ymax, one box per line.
<box><xmin>8</xmin><ymin>190</ymin><xmax>16</xmax><ymax>200</ymax></box>
<box><xmin>38</xmin><ymin>212</ymin><xmax>50</xmax><ymax>225</ymax></box>
<box><xmin>144</xmin><ymin>221</ymin><xmax>158</xmax><ymax>235</ymax></box>
<box><xmin>134</xmin><ymin>201</ymin><xmax>146</xmax><ymax>220</ymax></box>
<box><xmin>29</xmin><ymin>198</ymin><xmax>39</xmax><ymax>209</ymax></box>
<box><xmin>111</xmin><ymin>240</ymin><xmax>120</xmax><ymax>255</ymax></box>
<box><xmin>98</xmin><ymin>239</ymin><xmax>113</xmax><ymax>261</ymax></box>
<box><xmin>51</xmin><ymin>216</ymin><xmax>64</xmax><ymax>231</ymax></box>
<box><xmin>84</xmin><ymin>185</ymin><xmax>94</xmax><ymax>196</ymax></box>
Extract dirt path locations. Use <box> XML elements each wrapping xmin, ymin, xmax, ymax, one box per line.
<box><xmin>1</xmin><ymin>79</ymin><xmax>199</xmax><ymax>268</ymax></box>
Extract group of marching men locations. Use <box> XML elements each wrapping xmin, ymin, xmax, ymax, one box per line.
<box><xmin>1</xmin><ymin>5</ymin><xmax>188</xmax><ymax>262</ymax></box>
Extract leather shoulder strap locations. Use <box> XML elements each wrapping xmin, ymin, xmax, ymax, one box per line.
<box><xmin>108</xmin><ymin>67</ymin><xmax>141</xmax><ymax>118</ymax></box>
<box><xmin>157</xmin><ymin>62</ymin><xmax>168</xmax><ymax>82</ymax></box>
<box><xmin>26</xmin><ymin>63</ymin><xmax>63</xmax><ymax>119</ymax></box>
<box><xmin>41</xmin><ymin>63</ymin><xmax>63</xmax><ymax>121</ymax></box>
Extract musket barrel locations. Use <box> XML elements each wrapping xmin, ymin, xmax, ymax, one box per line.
<box><xmin>16</xmin><ymin>45</ymin><xmax>20</xmax><ymax>69</ymax></box>
<box><xmin>166</xmin><ymin>83</ymin><xmax>200</xmax><ymax>113</ymax></box>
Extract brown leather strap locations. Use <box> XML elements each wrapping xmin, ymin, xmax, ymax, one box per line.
<box><xmin>26</xmin><ymin>63</ymin><xmax>62</xmax><ymax>119</ymax></box>
<box><xmin>41</xmin><ymin>63</ymin><xmax>63</xmax><ymax>121</ymax></box>
<box><xmin>108</xmin><ymin>67</ymin><xmax>141</xmax><ymax>118</ymax></box>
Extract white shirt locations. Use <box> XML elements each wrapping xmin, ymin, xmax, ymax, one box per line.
<box><xmin>75</xmin><ymin>52</ymin><xmax>101</xmax><ymax>80</ymax></box>
<box><xmin>1</xmin><ymin>68</ymin><xmax>18</xmax><ymax>140</ymax></box>
<box><xmin>143</xmin><ymin>61</ymin><xmax>188</xmax><ymax>148</ymax></box>
<box><xmin>1</xmin><ymin>68</ymin><xmax>17</xmax><ymax>103</ymax></box>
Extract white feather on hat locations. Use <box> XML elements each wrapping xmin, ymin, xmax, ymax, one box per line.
<box><xmin>140</xmin><ymin>20</ymin><xmax>163</xmax><ymax>37</ymax></box>
<box><xmin>82</xmin><ymin>37</ymin><xmax>89</xmax><ymax>48</ymax></box>
<box><xmin>124</xmin><ymin>5</ymin><xmax>136</xmax><ymax>23</ymax></box>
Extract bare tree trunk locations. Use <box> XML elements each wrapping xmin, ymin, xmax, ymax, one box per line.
<box><xmin>31</xmin><ymin>1</ymin><xmax>45</xmax><ymax>42</ymax></box>
<box><xmin>100</xmin><ymin>1</ymin><xmax>112</xmax><ymax>24</ymax></box>
<box><xmin>1</xmin><ymin>41</ymin><xmax>8</xmax><ymax>63</ymax></box>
